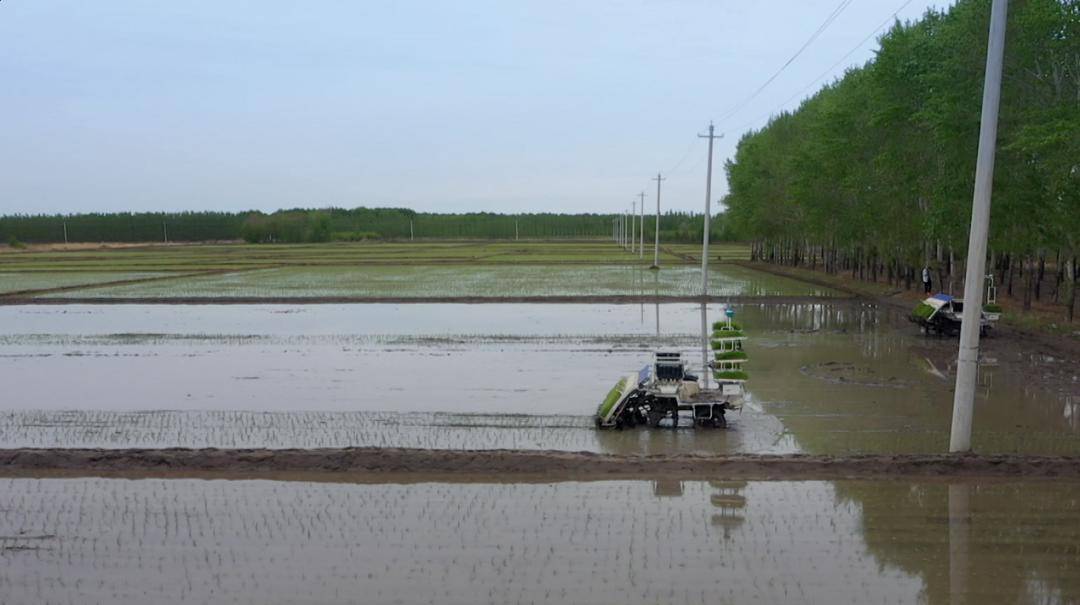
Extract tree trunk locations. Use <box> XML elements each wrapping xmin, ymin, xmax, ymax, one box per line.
<box><xmin>1054</xmin><ymin>251</ymin><xmax>1064</xmax><ymax>303</ymax></box>
<box><xmin>948</xmin><ymin>248</ymin><xmax>956</xmax><ymax>296</ymax></box>
<box><xmin>1070</xmin><ymin>257</ymin><xmax>1077</xmax><ymax>323</ymax></box>
<box><xmin>1035</xmin><ymin>254</ymin><xmax>1045</xmax><ymax>301</ymax></box>
<box><xmin>1002</xmin><ymin>256</ymin><xmax>1010</xmax><ymax>298</ymax></box>
<box><xmin>1023</xmin><ymin>256</ymin><xmax>1033</xmax><ymax>312</ymax></box>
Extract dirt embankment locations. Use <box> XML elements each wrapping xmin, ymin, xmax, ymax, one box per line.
<box><xmin>3</xmin><ymin>448</ymin><xmax>1080</xmax><ymax>481</ymax></box>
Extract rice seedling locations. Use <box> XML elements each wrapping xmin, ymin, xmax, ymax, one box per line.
<box><xmin>1</xmin><ymin>477</ymin><xmax>1074</xmax><ymax>605</ymax></box>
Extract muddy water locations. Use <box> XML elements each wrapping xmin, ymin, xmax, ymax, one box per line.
<box><xmin>0</xmin><ymin>303</ymin><xmax>1075</xmax><ymax>454</ymax></box>
<box><xmin>1</xmin><ymin>476</ymin><xmax>1078</xmax><ymax>605</ymax></box>
<box><xmin>747</xmin><ymin>303</ymin><xmax>1080</xmax><ymax>454</ymax></box>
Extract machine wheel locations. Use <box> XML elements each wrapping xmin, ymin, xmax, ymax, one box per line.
<box><xmin>711</xmin><ymin>404</ymin><xmax>728</xmax><ymax>428</ymax></box>
<box><xmin>647</xmin><ymin>411</ymin><xmax>665</xmax><ymax>428</ymax></box>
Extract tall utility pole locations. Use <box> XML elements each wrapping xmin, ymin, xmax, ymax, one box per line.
<box><xmin>638</xmin><ymin>192</ymin><xmax>645</xmax><ymax>259</ymax></box>
<box><xmin>515</xmin><ymin>219</ymin><xmax>519</xmax><ymax>241</ymax></box>
<box><xmin>410</xmin><ymin>220</ymin><xmax>415</xmax><ymax>241</ymax></box>
<box><xmin>698</xmin><ymin>122</ymin><xmax>722</xmax><ymax>389</ymax></box>
<box><xmin>63</xmin><ymin>222</ymin><xmax>68</xmax><ymax>245</ymax></box>
<box><xmin>698</xmin><ymin>121</ymin><xmax>722</xmax><ymax>297</ymax></box>
<box><xmin>652</xmin><ymin>173</ymin><xmax>665</xmax><ymax>269</ymax></box>
<box><xmin>163</xmin><ymin>222</ymin><xmax>168</xmax><ymax>244</ymax></box>
<box><xmin>950</xmin><ymin>0</ymin><xmax>1009</xmax><ymax>454</ymax></box>
<box><xmin>622</xmin><ymin>211</ymin><xmax>627</xmax><ymax>248</ymax></box>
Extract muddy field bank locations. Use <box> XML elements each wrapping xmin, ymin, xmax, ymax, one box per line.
<box><xmin>4</xmin><ymin>447</ymin><xmax>1080</xmax><ymax>481</ymax></box>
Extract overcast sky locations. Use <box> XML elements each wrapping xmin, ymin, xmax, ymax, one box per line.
<box><xmin>1</xmin><ymin>0</ymin><xmax>955</xmax><ymax>216</ymax></box>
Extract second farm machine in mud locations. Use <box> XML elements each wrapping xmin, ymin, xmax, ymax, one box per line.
<box><xmin>595</xmin><ymin>311</ymin><xmax>748</xmax><ymax>429</ymax></box>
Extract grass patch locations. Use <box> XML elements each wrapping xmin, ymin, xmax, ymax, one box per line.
<box><xmin>713</xmin><ymin>370</ymin><xmax>749</xmax><ymax>381</ymax></box>
<box><xmin>714</xmin><ymin>350</ymin><xmax>748</xmax><ymax>361</ymax></box>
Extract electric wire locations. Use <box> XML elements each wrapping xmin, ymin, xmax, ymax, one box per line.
<box><xmin>730</xmin><ymin>0</ymin><xmax>918</xmax><ymax>134</ymax></box>
<box><xmin>715</xmin><ymin>0</ymin><xmax>858</xmax><ymax>125</ymax></box>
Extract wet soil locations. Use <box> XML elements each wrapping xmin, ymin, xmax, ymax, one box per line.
<box><xmin>3</xmin><ymin>447</ymin><xmax>1079</xmax><ymax>480</ymax></box>
<box><xmin>743</xmin><ymin>260</ymin><xmax>1080</xmax><ymax>357</ymax></box>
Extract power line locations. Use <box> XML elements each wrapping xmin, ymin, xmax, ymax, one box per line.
<box><xmin>664</xmin><ymin>138</ymin><xmax>700</xmax><ymax>176</ymax></box>
<box><xmin>715</xmin><ymin>0</ymin><xmax>857</xmax><ymax>126</ymax></box>
<box><xmin>651</xmin><ymin>0</ymin><xmax>856</xmax><ymax>196</ymax></box>
<box><xmin>730</xmin><ymin>0</ymin><xmax>918</xmax><ymax>134</ymax></box>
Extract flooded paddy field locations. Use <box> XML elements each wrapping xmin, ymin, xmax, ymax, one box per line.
<box><xmin>1</xmin><ymin>301</ymin><xmax>1076</xmax><ymax>455</ymax></box>
<box><xmin>0</xmin><ymin>271</ymin><xmax>177</xmax><ymax>294</ymax></box>
<box><xmin>1</xmin><ymin>476</ymin><xmax>1078</xmax><ymax>605</ymax></box>
<box><xmin>28</xmin><ymin>263</ymin><xmax>837</xmax><ymax>299</ymax></box>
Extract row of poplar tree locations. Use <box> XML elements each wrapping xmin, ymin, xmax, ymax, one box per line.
<box><xmin>723</xmin><ymin>0</ymin><xmax>1078</xmax><ymax>318</ymax></box>
<box><xmin>1</xmin><ymin>208</ymin><xmax>735</xmax><ymax>244</ymax></box>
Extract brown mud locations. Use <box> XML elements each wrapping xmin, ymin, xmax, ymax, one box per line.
<box><xmin>3</xmin><ymin>448</ymin><xmax>1080</xmax><ymax>480</ymax></box>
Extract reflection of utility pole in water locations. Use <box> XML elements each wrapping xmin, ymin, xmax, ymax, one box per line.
<box><xmin>949</xmin><ymin>483</ymin><xmax>971</xmax><ymax>605</ymax></box>
<box><xmin>700</xmin><ymin>302</ymin><xmax>709</xmax><ymax>389</ymax></box>
<box><xmin>639</xmin><ymin>267</ymin><xmax>644</xmax><ymax>324</ymax></box>
<box><xmin>654</xmin><ymin>271</ymin><xmax>661</xmax><ymax>337</ymax></box>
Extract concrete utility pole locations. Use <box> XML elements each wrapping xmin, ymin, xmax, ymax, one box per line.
<box><xmin>410</xmin><ymin>220</ymin><xmax>414</xmax><ymax>241</ymax></box>
<box><xmin>163</xmin><ymin>222</ymin><xmax>168</xmax><ymax>244</ymax></box>
<box><xmin>950</xmin><ymin>0</ymin><xmax>1009</xmax><ymax>453</ymax></box>
<box><xmin>698</xmin><ymin>121</ymin><xmax>722</xmax><ymax>297</ymax></box>
<box><xmin>630</xmin><ymin>201</ymin><xmax>637</xmax><ymax>254</ymax></box>
<box><xmin>515</xmin><ymin>219</ymin><xmax>519</xmax><ymax>241</ymax></box>
<box><xmin>652</xmin><ymin>173</ymin><xmax>665</xmax><ymax>268</ymax></box>
<box><xmin>638</xmin><ymin>191</ymin><xmax>645</xmax><ymax>259</ymax></box>
<box><xmin>622</xmin><ymin>212</ymin><xmax>627</xmax><ymax>248</ymax></box>
<box><xmin>698</xmin><ymin>121</ymin><xmax>722</xmax><ymax>390</ymax></box>
<box><xmin>63</xmin><ymin>222</ymin><xmax>68</xmax><ymax>245</ymax></box>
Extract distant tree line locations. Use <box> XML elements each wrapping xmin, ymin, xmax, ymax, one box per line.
<box><xmin>1</xmin><ymin>207</ymin><xmax>737</xmax><ymax>245</ymax></box>
<box><xmin>0</xmin><ymin>212</ymin><xmax>245</xmax><ymax>245</ymax></box>
<box><xmin>724</xmin><ymin>0</ymin><xmax>1079</xmax><ymax>318</ymax></box>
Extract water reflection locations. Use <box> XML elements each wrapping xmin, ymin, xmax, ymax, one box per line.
<box><xmin>707</xmin><ymin>481</ymin><xmax>746</xmax><ymax>538</ymax></box>
<box><xmin>834</xmin><ymin>479</ymin><xmax>1080</xmax><ymax>605</ymax></box>
<box><xmin>0</xmin><ymin>471</ymin><xmax>1076</xmax><ymax>604</ymax></box>
<box><xmin>661</xmin><ymin>478</ymin><xmax>1080</xmax><ymax>605</ymax></box>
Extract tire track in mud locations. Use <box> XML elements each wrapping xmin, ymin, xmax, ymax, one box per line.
<box><xmin>3</xmin><ymin>448</ymin><xmax>1079</xmax><ymax>481</ymax></box>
